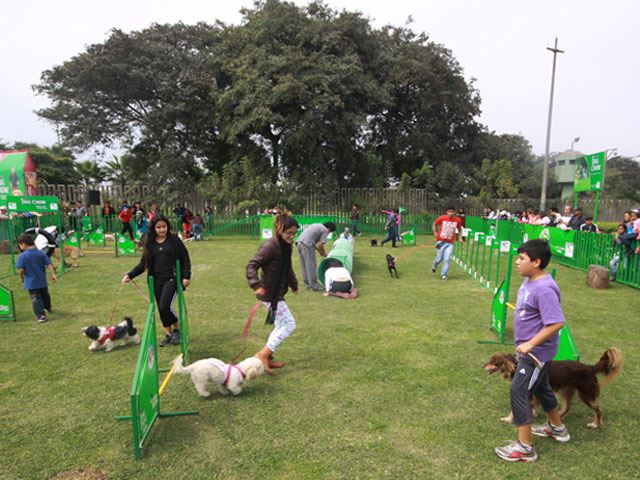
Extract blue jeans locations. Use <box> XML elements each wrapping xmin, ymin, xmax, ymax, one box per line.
<box><xmin>433</xmin><ymin>241</ymin><xmax>454</xmax><ymax>276</ymax></box>
<box><xmin>29</xmin><ymin>287</ymin><xmax>51</xmax><ymax>318</ymax></box>
<box><xmin>381</xmin><ymin>227</ymin><xmax>397</xmax><ymax>247</ymax></box>
<box><xmin>192</xmin><ymin>223</ymin><xmax>203</xmax><ymax>240</ymax></box>
<box><xmin>351</xmin><ymin>221</ymin><xmax>361</xmax><ymax>235</ymax></box>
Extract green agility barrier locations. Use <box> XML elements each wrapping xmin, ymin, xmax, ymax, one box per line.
<box><xmin>116</xmin><ymin>276</ymin><xmax>198</xmax><ymax>460</ymax></box>
<box><xmin>0</xmin><ymin>281</ymin><xmax>16</xmax><ymax>321</ymax></box>
<box><xmin>65</xmin><ymin>232</ymin><xmax>81</xmax><ymax>249</ymax></box>
<box><xmin>115</xmin><ymin>233</ymin><xmax>136</xmax><ymax>257</ymax></box>
<box><xmin>466</xmin><ymin>217</ymin><xmax>639</xmax><ymax>289</ymax></box>
<box><xmin>317</xmin><ymin>237</ymin><xmax>354</xmax><ymax>287</ymax></box>
<box><xmin>87</xmin><ymin>227</ymin><xmax>106</xmax><ymax>246</ymax></box>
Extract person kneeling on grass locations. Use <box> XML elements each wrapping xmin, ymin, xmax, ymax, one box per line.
<box><xmin>246</xmin><ymin>209</ymin><xmax>299</xmax><ymax>374</ymax></box>
<box><xmin>16</xmin><ymin>233</ymin><xmax>57</xmax><ymax>323</ymax></box>
<box><xmin>123</xmin><ymin>214</ymin><xmax>191</xmax><ymax>347</ymax></box>
<box><xmin>322</xmin><ymin>259</ymin><xmax>355</xmax><ymax>298</ymax></box>
<box><xmin>494</xmin><ymin>239</ymin><xmax>568</xmax><ymax>463</ymax></box>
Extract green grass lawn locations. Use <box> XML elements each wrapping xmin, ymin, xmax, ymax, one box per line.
<box><xmin>0</xmin><ymin>236</ymin><xmax>638</xmax><ymax>480</ymax></box>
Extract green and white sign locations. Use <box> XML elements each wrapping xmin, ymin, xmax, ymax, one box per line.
<box><xmin>0</xmin><ymin>283</ymin><xmax>15</xmax><ymax>321</ymax></box>
<box><xmin>259</xmin><ymin>215</ymin><xmax>337</xmax><ymax>241</ymax></box>
<box><xmin>88</xmin><ymin>227</ymin><xmax>105</xmax><ymax>246</ymax></box>
<box><xmin>65</xmin><ymin>234</ymin><xmax>80</xmax><ymax>248</ymax></box>
<box><xmin>117</xmin><ymin>234</ymin><xmax>136</xmax><ymax>256</ymax></box>
<box><xmin>402</xmin><ymin>229</ymin><xmax>416</xmax><ymax>246</ymax></box>
<box><xmin>490</xmin><ymin>279</ymin><xmax>508</xmax><ymax>344</ymax></box>
<box><xmin>6</xmin><ymin>195</ymin><xmax>59</xmax><ymax>213</ymax></box>
<box><xmin>574</xmin><ymin>151</ymin><xmax>605</xmax><ymax>192</ymax></box>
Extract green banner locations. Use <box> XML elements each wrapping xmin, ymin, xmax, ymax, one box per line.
<box><xmin>574</xmin><ymin>151</ymin><xmax>605</xmax><ymax>192</ymax></box>
<box><xmin>6</xmin><ymin>195</ymin><xmax>59</xmax><ymax>213</ymax></box>
<box><xmin>117</xmin><ymin>234</ymin><xmax>136</xmax><ymax>256</ymax></box>
<box><xmin>259</xmin><ymin>215</ymin><xmax>337</xmax><ymax>242</ymax></box>
<box><xmin>491</xmin><ymin>279</ymin><xmax>508</xmax><ymax>344</ymax></box>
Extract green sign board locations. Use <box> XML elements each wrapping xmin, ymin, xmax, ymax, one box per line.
<box><xmin>0</xmin><ymin>283</ymin><xmax>15</xmax><ymax>321</ymax></box>
<box><xmin>133</xmin><ymin>302</ymin><xmax>160</xmax><ymax>456</ymax></box>
<box><xmin>574</xmin><ymin>151</ymin><xmax>605</xmax><ymax>192</ymax></box>
<box><xmin>259</xmin><ymin>215</ymin><xmax>336</xmax><ymax>242</ymax></box>
<box><xmin>491</xmin><ymin>279</ymin><xmax>508</xmax><ymax>344</ymax></box>
<box><xmin>6</xmin><ymin>195</ymin><xmax>59</xmax><ymax>213</ymax></box>
<box><xmin>0</xmin><ymin>150</ymin><xmax>38</xmax><ymax>197</ymax></box>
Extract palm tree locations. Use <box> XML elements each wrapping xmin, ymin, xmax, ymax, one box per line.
<box><xmin>103</xmin><ymin>154</ymin><xmax>130</xmax><ymax>195</ymax></box>
<box><xmin>76</xmin><ymin>160</ymin><xmax>105</xmax><ymax>187</ymax></box>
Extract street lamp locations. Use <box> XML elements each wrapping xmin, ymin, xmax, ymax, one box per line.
<box><xmin>540</xmin><ymin>37</ymin><xmax>565</xmax><ymax>213</ymax></box>
<box><xmin>571</xmin><ymin>137</ymin><xmax>580</xmax><ymax>150</ymax></box>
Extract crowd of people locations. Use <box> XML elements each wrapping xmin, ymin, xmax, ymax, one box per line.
<box><xmin>60</xmin><ymin>200</ymin><xmax>215</xmax><ymax>246</ymax></box>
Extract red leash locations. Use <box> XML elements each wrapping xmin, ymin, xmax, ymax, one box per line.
<box><xmin>229</xmin><ymin>301</ymin><xmax>262</xmax><ymax>364</ymax></box>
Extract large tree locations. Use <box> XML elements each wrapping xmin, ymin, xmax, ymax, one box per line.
<box><xmin>603</xmin><ymin>156</ymin><xmax>640</xmax><ymax>201</ymax></box>
<box><xmin>212</xmin><ymin>0</ymin><xmax>388</xmax><ymax>186</ymax></box>
<box><xmin>367</xmin><ymin>25</ymin><xmax>481</xmax><ymax>190</ymax></box>
<box><xmin>34</xmin><ymin>22</ymin><xmax>225</xmax><ymax>185</ymax></box>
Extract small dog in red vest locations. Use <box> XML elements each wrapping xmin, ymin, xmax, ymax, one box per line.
<box><xmin>82</xmin><ymin>317</ymin><xmax>140</xmax><ymax>352</ymax></box>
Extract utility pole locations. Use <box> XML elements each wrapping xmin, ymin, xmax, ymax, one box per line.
<box><xmin>540</xmin><ymin>37</ymin><xmax>564</xmax><ymax>212</ymax></box>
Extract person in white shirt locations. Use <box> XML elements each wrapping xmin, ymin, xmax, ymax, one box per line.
<box><xmin>322</xmin><ymin>259</ymin><xmax>353</xmax><ymax>294</ymax></box>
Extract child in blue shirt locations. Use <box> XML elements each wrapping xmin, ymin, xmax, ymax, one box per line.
<box><xmin>16</xmin><ymin>233</ymin><xmax>57</xmax><ymax>323</ymax></box>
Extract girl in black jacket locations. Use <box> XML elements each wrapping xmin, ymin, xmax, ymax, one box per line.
<box><xmin>123</xmin><ymin>214</ymin><xmax>191</xmax><ymax>347</ymax></box>
<box><xmin>246</xmin><ymin>210</ymin><xmax>299</xmax><ymax>374</ymax></box>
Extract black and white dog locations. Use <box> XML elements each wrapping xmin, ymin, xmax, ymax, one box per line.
<box><xmin>82</xmin><ymin>317</ymin><xmax>140</xmax><ymax>352</ymax></box>
<box><xmin>370</xmin><ymin>239</ymin><xmax>378</xmax><ymax>247</ymax></box>
<box><xmin>386</xmin><ymin>254</ymin><xmax>399</xmax><ymax>278</ymax></box>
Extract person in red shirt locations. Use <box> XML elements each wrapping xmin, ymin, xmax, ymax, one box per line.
<box><xmin>431</xmin><ymin>206</ymin><xmax>464</xmax><ymax>281</ymax></box>
<box><xmin>118</xmin><ymin>205</ymin><xmax>134</xmax><ymax>240</ymax></box>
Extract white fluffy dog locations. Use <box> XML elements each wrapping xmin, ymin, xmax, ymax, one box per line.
<box><xmin>172</xmin><ymin>356</ymin><xmax>264</xmax><ymax>397</ymax></box>
<box><xmin>82</xmin><ymin>317</ymin><xmax>140</xmax><ymax>352</ymax></box>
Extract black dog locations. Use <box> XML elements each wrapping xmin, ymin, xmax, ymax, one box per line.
<box><xmin>386</xmin><ymin>254</ymin><xmax>399</xmax><ymax>278</ymax></box>
<box><xmin>370</xmin><ymin>239</ymin><xmax>378</xmax><ymax>247</ymax></box>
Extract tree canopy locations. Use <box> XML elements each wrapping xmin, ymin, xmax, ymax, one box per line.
<box><xmin>33</xmin><ymin>0</ymin><xmax>487</xmax><ymax>197</ymax></box>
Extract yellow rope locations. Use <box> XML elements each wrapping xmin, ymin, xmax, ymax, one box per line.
<box><xmin>159</xmin><ymin>353</ymin><xmax>183</xmax><ymax>396</ymax></box>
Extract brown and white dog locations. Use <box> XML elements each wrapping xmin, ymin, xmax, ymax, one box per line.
<box><xmin>483</xmin><ymin>348</ymin><xmax>622</xmax><ymax>428</ymax></box>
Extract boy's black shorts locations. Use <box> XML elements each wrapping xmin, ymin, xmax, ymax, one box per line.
<box><xmin>509</xmin><ymin>355</ymin><xmax>558</xmax><ymax>426</ymax></box>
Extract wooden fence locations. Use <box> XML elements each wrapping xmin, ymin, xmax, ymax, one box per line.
<box><xmin>36</xmin><ymin>184</ymin><xmax>637</xmax><ymax>223</ymax></box>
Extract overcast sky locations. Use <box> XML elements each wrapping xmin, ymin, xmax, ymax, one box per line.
<box><xmin>2</xmin><ymin>0</ymin><xmax>639</xmax><ymax>160</ymax></box>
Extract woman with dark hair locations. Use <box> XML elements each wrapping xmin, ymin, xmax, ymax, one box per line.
<box><xmin>123</xmin><ymin>214</ymin><xmax>191</xmax><ymax>347</ymax></box>
<box><xmin>246</xmin><ymin>209</ymin><xmax>299</xmax><ymax>374</ymax></box>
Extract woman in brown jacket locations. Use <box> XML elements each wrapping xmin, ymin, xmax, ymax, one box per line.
<box><xmin>246</xmin><ymin>210</ymin><xmax>299</xmax><ymax>374</ymax></box>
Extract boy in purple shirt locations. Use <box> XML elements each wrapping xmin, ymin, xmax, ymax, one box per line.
<box><xmin>495</xmin><ymin>239</ymin><xmax>568</xmax><ymax>462</ymax></box>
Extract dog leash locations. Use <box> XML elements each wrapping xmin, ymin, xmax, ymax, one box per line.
<box><xmin>107</xmin><ymin>278</ymin><xmax>151</xmax><ymax>327</ymax></box>
<box><xmin>527</xmin><ymin>352</ymin><xmax>543</xmax><ymax>370</ymax></box>
<box><xmin>394</xmin><ymin>237</ymin><xmax>438</xmax><ymax>262</ymax></box>
<box><xmin>229</xmin><ymin>301</ymin><xmax>262</xmax><ymax>364</ymax></box>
